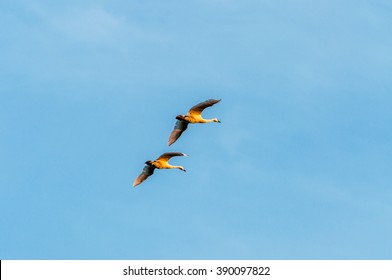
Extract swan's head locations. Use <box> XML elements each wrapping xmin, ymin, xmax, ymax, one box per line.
<box><xmin>179</xmin><ymin>166</ymin><xmax>186</xmax><ymax>172</ymax></box>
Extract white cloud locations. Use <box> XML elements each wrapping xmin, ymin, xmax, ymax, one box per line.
<box><xmin>24</xmin><ymin>3</ymin><xmax>126</xmax><ymax>44</ymax></box>
<box><xmin>53</xmin><ymin>7</ymin><xmax>125</xmax><ymax>43</ymax></box>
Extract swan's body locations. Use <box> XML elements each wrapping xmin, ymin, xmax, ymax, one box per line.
<box><xmin>168</xmin><ymin>99</ymin><xmax>221</xmax><ymax>146</ymax></box>
<box><xmin>133</xmin><ymin>152</ymin><xmax>188</xmax><ymax>187</ymax></box>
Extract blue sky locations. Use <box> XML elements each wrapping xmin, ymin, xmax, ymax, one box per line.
<box><xmin>1</xmin><ymin>0</ymin><xmax>392</xmax><ymax>259</ymax></box>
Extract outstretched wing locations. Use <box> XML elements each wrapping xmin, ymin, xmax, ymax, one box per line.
<box><xmin>188</xmin><ymin>99</ymin><xmax>221</xmax><ymax>116</ymax></box>
<box><xmin>133</xmin><ymin>164</ymin><xmax>155</xmax><ymax>187</ymax></box>
<box><xmin>156</xmin><ymin>152</ymin><xmax>188</xmax><ymax>162</ymax></box>
<box><xmin>168</xmin><ymin>119</ymin><xmax>189</xmax><ymax>146</ymax></box>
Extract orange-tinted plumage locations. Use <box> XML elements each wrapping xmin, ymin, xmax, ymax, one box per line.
<box><xmin>133</xmin><ymin>152</ymin><xmax>188</xmax><ymax>187</ymax></box>
<box><xmin>168</xmin><ymin>99</ymin><xmax>221</xmax><ymax>146</ymax></box>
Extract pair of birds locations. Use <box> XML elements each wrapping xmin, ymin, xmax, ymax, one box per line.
<box><xmin>133</xmin><ymin>99</ymin><xmax>221</xmax><ymax>187</ymax></box>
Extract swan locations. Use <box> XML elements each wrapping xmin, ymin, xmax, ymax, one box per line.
<box><xmin>133</xmin><ymin>152</ymin><xmax>188</xmax><ymax>187</ymax></box>
<box><xmin>168</xmin><ymin>99</ymin><xmax>221</xmax><ymax>146</ymax></box>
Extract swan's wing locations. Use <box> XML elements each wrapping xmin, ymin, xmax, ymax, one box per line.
<box><xmin>168</xmin><ymin>119</ymin><xmax>189</xmax><ymax>146</ymax></box>
<box><xmin>156</xmin><ymin>152</ymin><xmax>188</xmax><ymax>162</ymax></box>
<box><xmin>188</xmin><ymin>99</ymin><xmax>221</xmax><ymax>116</ymax></box>
<box><xmin>133</xmin><ymin>164</ymin><xmax>155</xmax><ymax>187</ymax></box>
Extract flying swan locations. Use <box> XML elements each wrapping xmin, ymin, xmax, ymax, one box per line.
<box><xmin>168</xmin><ymin>99</ymin><xmax>221</xmax><ymax>146</ymax></box>
<box><xmin>133</xmin><ymin>152</ymin><xmax>188</xmax><ymax>187</ymax></box>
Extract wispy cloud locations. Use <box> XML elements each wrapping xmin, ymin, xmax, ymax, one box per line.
<box><xmin>50</xmin><ymin>7</ymin><xmax>125</xmax><ymax>43</ymax></box>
